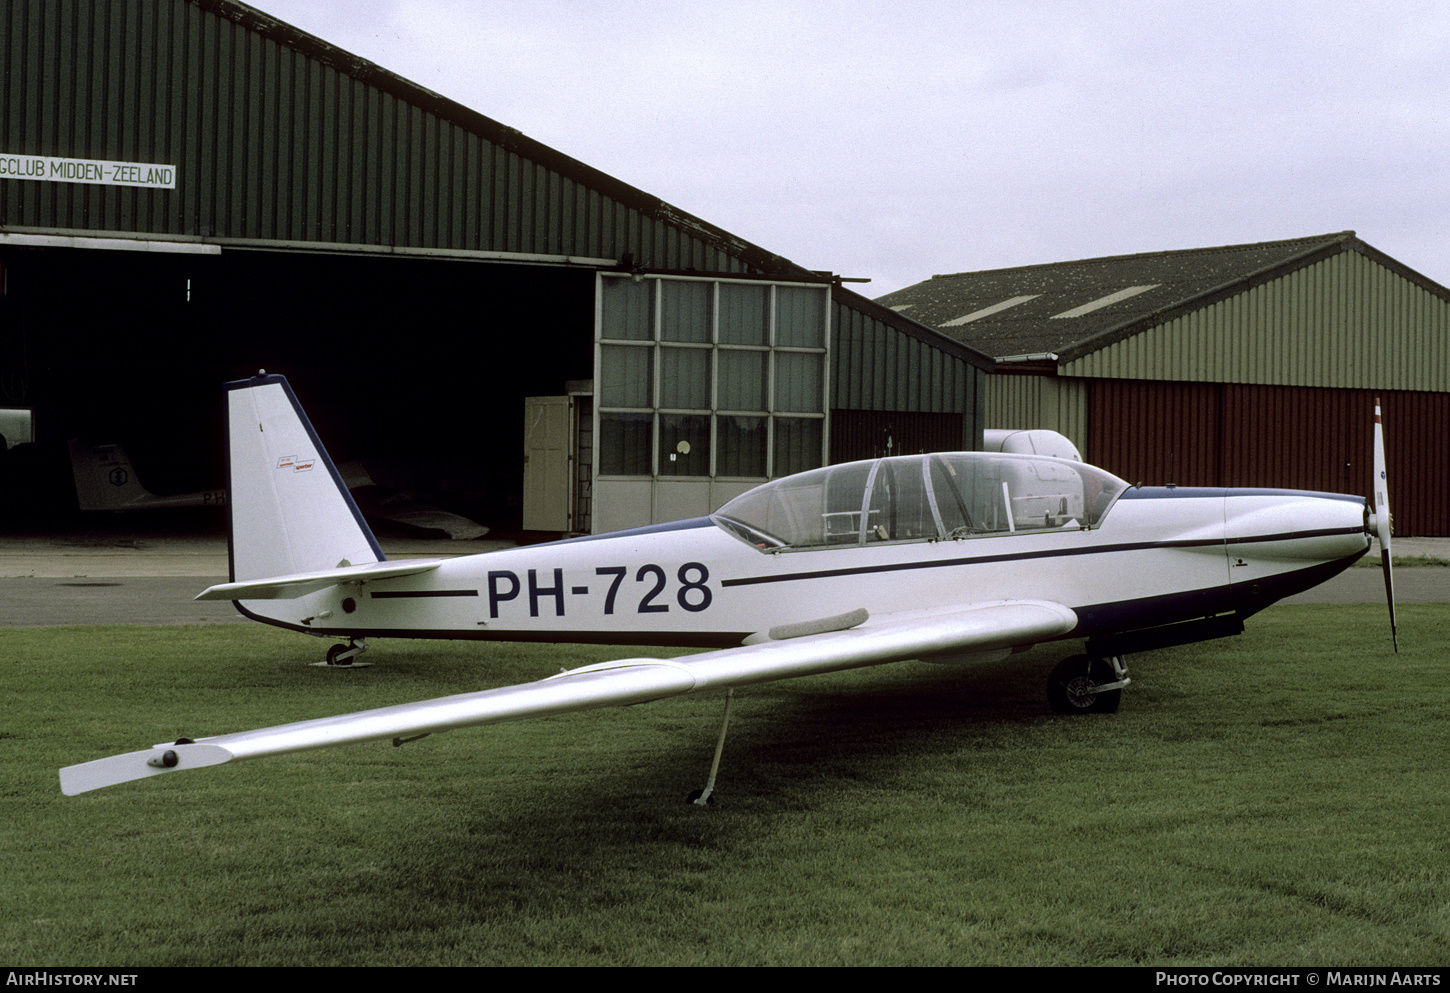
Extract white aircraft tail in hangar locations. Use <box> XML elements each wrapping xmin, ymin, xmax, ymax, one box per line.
<box><xmin>59</xmin><ymin>373</ymin><xmax>1397</xmax><ymax>799</ymax></box>
<box><xmin>68</xmin><ymin>434</ymin><xmax>489</xmax><ymax>541</ymax></box>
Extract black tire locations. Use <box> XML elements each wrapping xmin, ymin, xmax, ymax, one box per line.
<box><xmin>326</xmin><ymin>643</ymin><xmax>354</xmax><ymax>666</ymax></box>
<box><xmin>1047</xmin><ymin>654</ymin><xmax>1122</xmax><ymax>714</ymax></box>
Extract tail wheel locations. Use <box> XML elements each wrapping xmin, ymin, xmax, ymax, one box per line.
<box><xmin>1047</xmin><ymin>654</ymin><xmax>1122</xmax><ymax>714</ymax></box>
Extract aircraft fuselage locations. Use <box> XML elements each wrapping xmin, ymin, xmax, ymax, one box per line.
<box><xmin>239</xmin><ymin>485</ymin><xmax>1370</xmax><ymax>650</ymax></box>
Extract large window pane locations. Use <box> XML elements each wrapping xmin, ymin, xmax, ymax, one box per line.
<box><xmin>600</xmin><ymin>344</ymin><xmax>653</xmax><ymax>407</ymax></box>
<box><xmin>716</xmin><ymin>415</ymin><xmax>767</xmax><ymax>478</ymax></box>
<box><xmin>601</xmin><ymin>278</ymin><xmax>653</xmax><ymax>341</ymax></box>
<box><xmin>774</xmin><ymin>417</ymin><xmax>823</xmax><ymax>477</ymax></box>
<box><xmin>717</xmin><ymin>349</ymin><xmax>767</xmax><ymax>411</ymax></box>
<box><xmin>599</xmin><ymin>413</ymin><xmax>653</xmax><ymax>475</ymax></box>
<box><xmin>775</xmin><ymin>285</ymin><xmax>826</xmax><ymax>347</ymax></box>
<box><xmin>660</xmin><ymin>280</ymin><xmax>711</xmax><ymax>343</ymax></box>
<box><xmin>658</xmin><ymin>414</ymin><xmax>711</xmax><ymax>477</ymax></box>
<box><xmin>773</xmin><ymin>351</ymin><xmax>824</xmax><ymax>413</ymax></box>
<box><xmin>719</xmin><ymin>282</ymin><xmax>768</xmax><ymax>345</ymax></box>
<box><xmin>658</xmin><ymin>346</ymin><xmax>711</xmax><ymax>409</ymax></box>
<box><xmin>597</xmin><ymin>276</ymin><xmax>830</xmax><ymax>485</ymax></box>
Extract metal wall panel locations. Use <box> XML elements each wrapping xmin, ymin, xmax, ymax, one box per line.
<box><xmin>828</xmin><ymin>409</ymin><xmax>967</xmax><ymax>463</ymax></box>
<box><xmin>1062</xmin><ymin>250</ymin><xmax>1450</xmax><ymax>393</ymax></box>
<box><xmin>831</xmin><ymin>297</ymin><xmax>974</xmax><ymax>414</ymax></box>
<box><xmin>983</xmin><ymin>370</ymin><xmax>1090</xmax><ymax>457</ymax></box>
<box><xmin>1087</xmin><ymin>379</ymin><xmax>1223</xmax><ymax>487</ymax></box>
<box><xmin>1087</xmin><ymin>379</ymin><xmax>1447</xmax><ymax>536</ymax></box>
<box><xmin>830</xmin><ymin>296</ymin><xmax>987</xmax><ymax>455</ymax></box>
<box><xmin>1217</xmin><ymin>384</ymin><xmax>1445</xmax><ymax>539</ymax></box>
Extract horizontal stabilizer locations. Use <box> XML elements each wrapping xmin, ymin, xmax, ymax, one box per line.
<box><xmin>195</xmin><ymin>559</ymin><xmax>443</xmax><ymax>601</ymax></box>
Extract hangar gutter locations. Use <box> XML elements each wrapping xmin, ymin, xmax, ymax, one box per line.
<box><xmin>0</xmin><ymin>226</ymin><xmax>614</xmax><ymax>268</ymax></box>
<box><xmin>0</xmin><ymin>231</ymin><xmax>220</xmax><ymax>255</ymax></box>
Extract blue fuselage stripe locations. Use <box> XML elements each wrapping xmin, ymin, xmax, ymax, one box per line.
<box><xmin>1117</xmin><ymin>486</ymin><xmax>1364</xmax><ymax>504</ymax></box>
<box><xmin>718</xmin><ymin>527</ymin><xmax>1364</xmax><ymax>588</ymax></box>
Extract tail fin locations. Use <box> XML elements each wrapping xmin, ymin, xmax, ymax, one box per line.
<box><xmin>69</xmin><ymin>439</ymin><xmax>226</xmax><ymax>511</ymax></box>
<box><xmin>226</xmin><ymin>374</ymin><xmax>383</xmax><ymax>583</ymax></box>
<box><xmin>69</xmin><ymin>439</ymin><xmax>152</xmax><ymax>511</ymax></box>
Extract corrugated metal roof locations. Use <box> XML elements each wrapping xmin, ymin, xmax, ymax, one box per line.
<box><xmin>875</xmin><ymin>232</ymin><xmax>1450</xmax><ymax>364</ymax></box>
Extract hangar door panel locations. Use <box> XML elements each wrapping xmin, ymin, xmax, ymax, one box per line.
<box><xmin>523</xmin><ymin>396</ymin><xmax>574</xmax><ymax>531</ymax></box>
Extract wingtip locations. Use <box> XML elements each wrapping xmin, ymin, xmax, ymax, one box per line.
<box><xmin>59</xmin><ymin>743</ymin><xmax>236</xmax><ymax>795</ymax></box>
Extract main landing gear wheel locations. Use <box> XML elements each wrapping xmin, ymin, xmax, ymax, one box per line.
<box><xmin>1047</xmin><ymin>654</ymin><xmax>1124</xmax><ymax>714</ymax></box>
<box><xmin>317</xmin><ymin>639</ymin><xmax>371</xmax><ymax>668</ymax></box>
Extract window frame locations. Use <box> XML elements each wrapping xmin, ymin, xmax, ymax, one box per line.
<box><xmin>595</xmin><ymin>273</ymin><xmax>831</xmax><ymax>481</ymax></box>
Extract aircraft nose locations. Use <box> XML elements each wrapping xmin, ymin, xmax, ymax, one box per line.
<box><xmin>1225</xmin><ymin>492</ymin><xmax>1372</xmax><ymax>563</ymax></box>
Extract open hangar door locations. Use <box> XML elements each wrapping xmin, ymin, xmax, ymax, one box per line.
<box><xmin>0</xmin><ymin>245</ymin><xmax>596</xmax><ymax>535</ymax></box>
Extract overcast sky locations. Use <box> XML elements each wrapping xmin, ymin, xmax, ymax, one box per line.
<box><xmin>243</xmin><ymin>0</ymin><xmax>1449</xmax><ymax>297</ymax></box>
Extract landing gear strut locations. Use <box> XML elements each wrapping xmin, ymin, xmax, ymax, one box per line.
<box><xmin>319</xmin><ymin>638</ymin><xmax>371</xmax><ymax>668</ymax></box>
<box><xmin>686</xmin><ymin>689</ymin><xmax>734</xmax><ymax>806</ymax></box>
<box><xmin>1047</xmin><ymin>654</ymin><xmax>1128</xmax><ymax>714</ymax></box>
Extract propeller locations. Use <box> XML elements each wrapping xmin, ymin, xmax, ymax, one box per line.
<box><xmin>1371</xmin><ymin>398</ymin><xmax>1397</xmax><ymax>652</ymax></box>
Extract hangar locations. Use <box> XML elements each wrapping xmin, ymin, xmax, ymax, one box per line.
<box><xmin>877</xmin><ymin>232</ymin><xmax>1450</xmax><ymax>536</ymax></box>
<box><xmin>0</xmin><ymin>0</ymin><xmax>990</xmax><ymax>536</ymax></box>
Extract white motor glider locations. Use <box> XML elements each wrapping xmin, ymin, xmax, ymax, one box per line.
<box><xmin>59</xmin><ymin>374</ymin><xmax>1396</xmax><ymax>799</ymax></box>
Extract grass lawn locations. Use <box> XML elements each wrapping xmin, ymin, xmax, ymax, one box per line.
<box><xmin>2</xmin><ymin>604</ymin><xmax>1447</xmax><ymax>966</ymax></box>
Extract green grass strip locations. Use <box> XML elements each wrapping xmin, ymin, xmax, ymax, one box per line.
<box><xmin>2</xmin><ymin>605</ymin><xmax>1446</xmax><ymax>966</ymax></box>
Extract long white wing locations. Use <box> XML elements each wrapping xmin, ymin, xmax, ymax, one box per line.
<box><xmin>59</xmin><ymin>599</ymin><xmax>1076</xmax><ymax>795</ymax></box>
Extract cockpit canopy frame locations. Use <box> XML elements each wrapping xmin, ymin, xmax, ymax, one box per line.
<box><xmin>713</xmin><ymin>452</ymin><xmax>1128</xmax><ymax>552</ymax></box>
